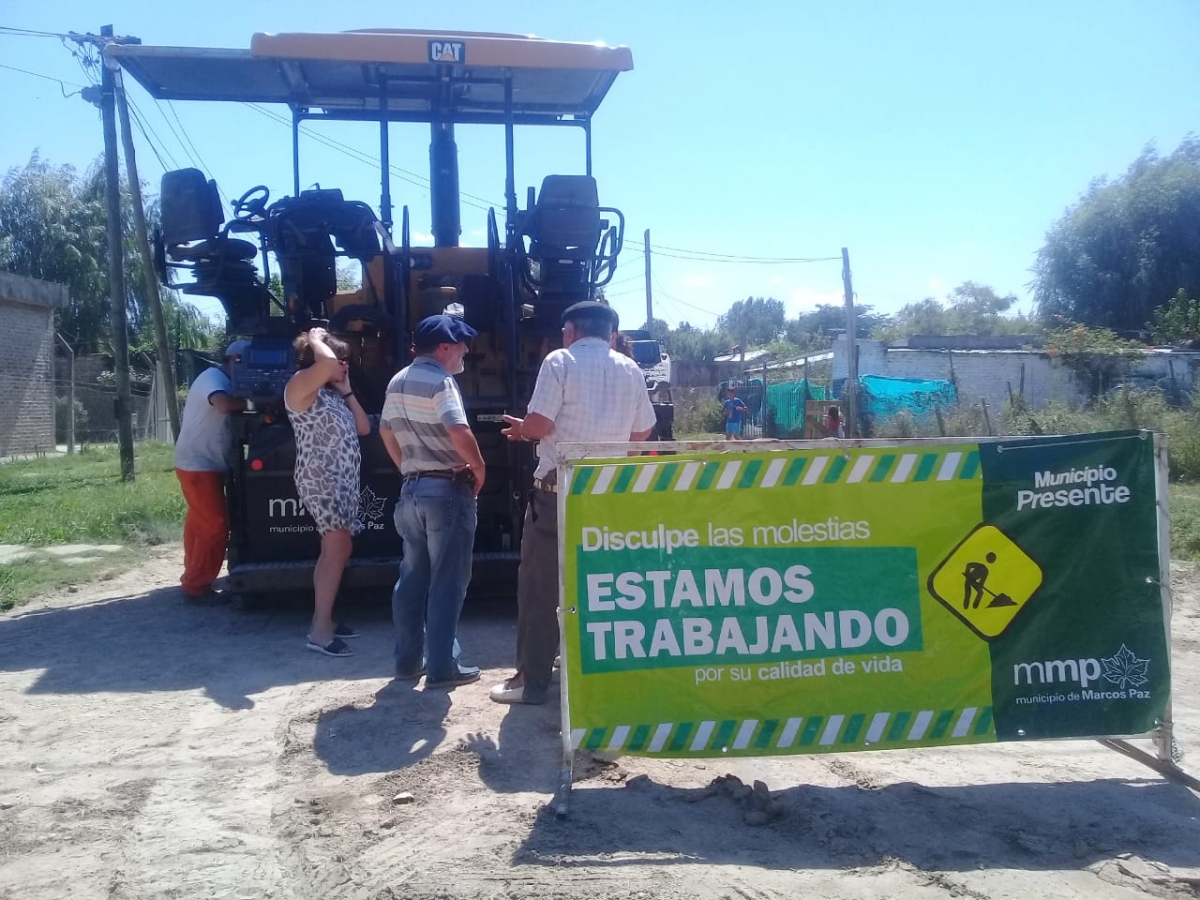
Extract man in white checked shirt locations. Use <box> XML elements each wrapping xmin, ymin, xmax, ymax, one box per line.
<box><xmin>492</xmin><ymin>301</ymin><xmax>657</xmax><ymax>704</ymax></box>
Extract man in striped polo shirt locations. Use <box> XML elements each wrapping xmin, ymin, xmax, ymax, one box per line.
<box><xmin>491</xmin><ymin>301</ymin><xmax>657</xmax><ymax>704</ymax></box>
<box><xmin>380</xmin><ymin>314</ymin><xmax>486</xmax><ymax>688</ymax></box>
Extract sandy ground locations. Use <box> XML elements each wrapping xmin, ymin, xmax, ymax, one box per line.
<box><xmin>1</xmin><ymin>545</ymin><xmax>1198</xmax><ymax>900</ymax></box>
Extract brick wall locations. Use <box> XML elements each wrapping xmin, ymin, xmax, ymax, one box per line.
<box><xmin>0</xmin><ymin>274</ymin><xmax>67</xmax><ymax>457</ymax></box>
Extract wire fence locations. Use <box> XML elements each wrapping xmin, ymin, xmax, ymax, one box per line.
<box><xmin>54</xmin><ymin>355</ymin><xmax>173</xmax><ymax>447</ymax></box>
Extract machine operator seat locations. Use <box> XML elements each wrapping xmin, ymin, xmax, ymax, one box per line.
<box><xmin>525</xmin><ymin>175</ymin><xmax>602</xmax><ymax>262</ymax></box>
<box><xmin>158</xmin><ymin>168</ymin><xmax>268</xmax><ymax>333</ymax></box>
<box><xmin>160</xmin><ymin>168</ymin><xmax>258</xmax><ymax>265</ymax></box>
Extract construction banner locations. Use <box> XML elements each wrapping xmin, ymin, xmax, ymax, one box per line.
<box><xmin>559</xmin><ymin>431</ymin><xmax>1170</xmax><ymax>758</ymax></box>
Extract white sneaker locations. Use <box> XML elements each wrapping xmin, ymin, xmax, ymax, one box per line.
<box><xmin>489</xmin><ymin>682</ymin><xmax>546</xmax><ymax>705</ymax></box>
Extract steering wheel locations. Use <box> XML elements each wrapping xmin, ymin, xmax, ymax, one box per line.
<box><xmin>232</xmin><ymin>185</ymin><xmax>270</xmax><ymax>219</ymax></box>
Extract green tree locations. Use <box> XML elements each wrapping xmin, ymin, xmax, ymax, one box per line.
<box><xmin>1034</xmin><ymin>136</ymin><xmax>1200</xmax><ymax>333</ymax></box>
<box><xmin>873</xmin><ymin>283</ymin><xmax>1035</xmax><ymax>339</ymax></box>
<box><xmin>717</xmin><ymin>296</ymin><xmax>786</xmax><ymax>348</ymax></box>
<box><xmin>1042</xmin><ymin>323</ymin><xmax>1145</xmax><ymax>396</ymax></box>
<box><xmin>1149</xmin><ymin>289</ymin><xmax>1200</xmax><ymax>344</ymax></box>
<box><xmin>0</xmin><ymin>153</ymin><xmax>108</xmax><ymax>351</ymax></box>
<box><xmin>640</xmin><ymin>316</ymin><xmax>670</xmax><ymax>342</ymax></box>
<box><xmin>787</xmin><ymin>303</ymin><xmax>888</xmax><ymax>343</ymax></box>
<box><xmin>661</xmin><ymin>322</ymin><xmax>729</xmax><ymax>363</ymax></box>
<box><xmin>0</xmin><ymin>152</ymin><xmax>216</xmax><ymax>354</ymax></box>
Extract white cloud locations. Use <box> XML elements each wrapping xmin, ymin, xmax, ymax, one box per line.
<box><xmin>413</xmin><ymin>231</ymin><xmax>434</xmax><ymax>243</ymax></box>
<box><xmin>928</xmin><ymin>276</ymin><xmax>945</xmax><ymax>293</ymax></box>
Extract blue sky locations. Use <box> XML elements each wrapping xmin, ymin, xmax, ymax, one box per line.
<box><xmin>2</xmin><ymin>0</ymin><xmax>1197</xmax><ymax>331</ymax></box>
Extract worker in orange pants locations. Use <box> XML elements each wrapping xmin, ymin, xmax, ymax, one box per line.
<box><xmin>176</xmin><ymin>469</ymin><xmax>231</xmax><ymax>597</ymax></box>
<box><xmin>174</xmin><ymin>342</ymin><xmax>248</xmax><ymax>600</ymax></box>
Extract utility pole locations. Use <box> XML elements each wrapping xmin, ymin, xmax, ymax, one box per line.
<box><xmin>115</xmin><ymin>69</ymin><xmax>180</xmax><ymax>441</ymax></box>
<box><xmin>100</xmin><ymin>25</ymin><xmax>135</xmax><ymax>479</ymax></box>
<box><xmin>842</xmin><ymin>247</ymin><xmax>858</xmax><ymax>438</ymax></box>
<box><xmin>643</xmin><ymin>229</ymin><xmax>653</xmax><ymax>329</ymax></box>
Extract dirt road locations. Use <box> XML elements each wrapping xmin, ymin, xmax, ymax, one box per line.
<box><xmin>1</xmin><ymin>545</ymin><xmax>1198</xmax><ymax>900</ymax></box>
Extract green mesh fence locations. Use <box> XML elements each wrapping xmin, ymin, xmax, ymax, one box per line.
<box><xmin>765</xmin><ymin>379</ymin><xmax>828</xmax><ymax>434</ymax></box>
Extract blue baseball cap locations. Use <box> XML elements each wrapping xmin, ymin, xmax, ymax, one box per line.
<box><xmin>413</xmin><ymin>314</ymin><xmax>478</xmax><ymax>347</ymax></box>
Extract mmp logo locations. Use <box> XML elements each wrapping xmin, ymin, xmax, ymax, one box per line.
<box><xmin>268</xmin><ymin>497</ymin><xmax>308</xmax><ymax>518</ymax></box>
<box><xmin>1013</xmin><ymin>644</ymin><xmax>1150</xmax><ymax>691</ymax></box>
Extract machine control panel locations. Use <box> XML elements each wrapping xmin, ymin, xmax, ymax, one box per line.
<box><xmin>230</xmin><ymin>336</ymin><xmax>295</xmax><ymax>402</ymax></box>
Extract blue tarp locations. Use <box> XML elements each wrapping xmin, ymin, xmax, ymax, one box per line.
<box><xmin>859</xmin><ymin>374</ymin><xmax>957</xmax><ymax>421</ymax></box>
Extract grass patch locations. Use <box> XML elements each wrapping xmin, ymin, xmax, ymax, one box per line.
<box><xmin>0</xmin><ymin>550</ymin><xmax>154</xmax><ymax>612</ymax></box>
<box><xmin>1169</xmin><ymin>482</ymin><xmax>1200</xmax><ymax>561</ymax></box>
<box><xmin>0</xmin><ymin>443</ymin><xmax>183</xmax><ymax>545</ymax></box>
<box><xmin>0</xmin><ymin>442</ymin><xmax>184</xmax><ymax>609</ymax></box>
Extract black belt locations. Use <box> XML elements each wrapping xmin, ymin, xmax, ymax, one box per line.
<box><xmin>533</xmin><ymin>477</ymin><xmax>557</xmax><ymax>493</ymax></box>
<box><xmin>403</xmin><ymin>469</ymin><xmax>456</xmax><ymax>482</ymax></box>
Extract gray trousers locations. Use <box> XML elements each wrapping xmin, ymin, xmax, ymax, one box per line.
<box><xmin>513</xmin><ymin>488</ymin><xmax>559</xmax><ymax>700</ymax></box>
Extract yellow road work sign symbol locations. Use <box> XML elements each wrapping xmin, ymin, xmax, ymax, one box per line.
<box><xmin>928</xmin><ymin>524</ymin><xmax>1043</xmax><ymax>641</ymax></box>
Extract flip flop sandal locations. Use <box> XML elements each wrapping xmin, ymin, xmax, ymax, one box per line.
<box><xmin>334</xmin><ymin>623</ymin><xmax>360</xmax><ymax>639</ymax></box>
<box><xmin>306</xmin><ymin>636</ymin><xmax>354</xmax><ymax>657</ymax></box>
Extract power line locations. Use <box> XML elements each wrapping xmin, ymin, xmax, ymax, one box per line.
<box><xmin>606</xmin><ymin>271</ymin><xmax>645</xmax><ymax>288</ymax></box>
<box><xmin>0</xmin><ymin>61</ymin><xmax>83</xmax><ymax>97</ymax></box>
<box><xmin>243</xmin><ymin>102</ymin><xmax>505</xmax><ymax>212</ymax></box>
<box><xmin>651</xmin><ymin>273</ymin><xmax>724</xmax><ymax>318</ymax></box>
<box><xmin>0</xmin><ymin>25</ymin><xmax>75</xmax><ymax>39</ymax></box>
<box><xmin>602</xmin><ymin>286</ymin><xmax>644</xmax><ymax>299</ymax></box>
<box><xmin>128</xmin><ymin>96</ymin><xmax>181</xmax><ymax>170</ymax></box>
<box><xmin>652</xmin><ymin>241</ymin><xmax>840</xmax><ymax>262</ymax></box>
<box><xmin>165</xmin><ymin>100</ymin><xmax>222</xmax><ymax>198</ymax></box>
<box><xmin>124</xmin><ymin>96</ymin><xmax>175</xmax><ymax>171</ymax></box>
<box><xmin>146</xmin><ymin>95</ymin><xmax>199</xmax><ymax>170</ymax></box>
<box><xmin>650</xmin><ymin>245</ymin><xmax>841</xmax><ymax>265</ymax></box>
<box><xmin>244</xmin><ymin>102</ymin><xmax>440</xmax><ymax>201</ymax></box>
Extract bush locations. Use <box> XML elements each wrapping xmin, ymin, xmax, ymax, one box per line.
<box><xmin>872</xmin><ymin>390</ymin><xmax>1200</xmax><ymax>483</ymax></box>
<box><xmin>673</xmin><ymin>390</ymin><xmax>726</xmax><ymax>437</ymax></box>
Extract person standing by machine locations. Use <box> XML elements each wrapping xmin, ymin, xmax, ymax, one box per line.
<box><xmin>284</xmin><ymin>327</ymin><xmax>371</xmax><ymax>657</ymax></box>
<box><xmin>379</xmin><ymin>314</ymin><xmax>487</xmax><ymax>688</ymax></box>
<box><xmin>174</xmin><ymin>341</ymin><xmax>249</xmax><ymax>602</ymax></box>
<box><xmin>490</xmin><ymin>301</ymin><xmax>656</xmax><ymax>705</ymax></box>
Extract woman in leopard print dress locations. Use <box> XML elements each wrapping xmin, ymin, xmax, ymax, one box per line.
<box><xmin>284</xmin><ymin>328</ymin><xmax>371</xmax><ymax>657</ymax></box>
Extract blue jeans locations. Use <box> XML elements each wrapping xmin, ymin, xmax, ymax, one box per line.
<box><xmin>391</xmin><ymin>477</ymin><xmax>476</xmax><ymax>681</ymax></box>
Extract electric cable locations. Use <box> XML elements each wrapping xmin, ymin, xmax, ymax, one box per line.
<box><xmin>649</xmin><ymin>242</ymin><xmax>839</xmax><ymax>264</ymax></box>
<box><xmin>605</xmin><ymin>271</ymin><xmax>645</xmax><ymax>289</ymax></box>
<box><xmin>243</xmin><ymin>102</ymin><xmax>504</xmax><ymax>212</ymax></box>
<box><xmin>124</xmin><ymin>98</ymin><xmax>174</xmax><ymax>171</ymax></box>
<box><xmin>0</xmin><ymin>25</ymin><xmax>74</xmax><ymax>39</ymax></box>
<box><xmin>0</xmin><ymin>61</ymin><xmax>84</xmax><ymax>97</ymax></box>
<box><xmin>145</xmin><ymin>96</ymin><xmax>199</xmax><ymax>171</ymax></box>
<box><xmin>244</xmin><ymin>102</ymin><xmax>438</xmax><ymax>198</ymax></box>
<box><xmin>164</xmin><ymin>100</ymin><xmax>225</xmax><ymax>202</ymax></box>
<box><xmin>650</xmin><ymin>247</ymin><xmax>841</xmax><ymax>265</ymax></box>
<box><xmin>651</xmin><ymin>273</ymin><xmax>724</xmax><ymax>318</ymax></box>
<box><xmin>126</xmin><ymin>96</ymin><xmax>180</xmax><ymax>170</ymax></box>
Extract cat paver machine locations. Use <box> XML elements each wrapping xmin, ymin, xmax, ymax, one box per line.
<box><xmin>108</xmin><ymin>30</ymin><xmax>632</xmax><ymax>597</ymax></box>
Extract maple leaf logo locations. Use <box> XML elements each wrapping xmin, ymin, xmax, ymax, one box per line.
<box><xmin>358</xmin><ymin>485</ymin><xmax>388</xmax><ymax>521</ymax></box>
<box><xmin>1100</xmin><ymin>645</ymin><xmax>1150</xmax><ymax>690</ymax></box>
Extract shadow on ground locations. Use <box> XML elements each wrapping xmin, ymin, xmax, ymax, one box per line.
<box><xmin>514</xmin><ymin>769</ymin><xmax>1200</xmax><ymax>874</ymax></box>
<box><xmin>0</xmin><ymin>585</ymin><xmax>515</xmax><ymax>711</ymax></box>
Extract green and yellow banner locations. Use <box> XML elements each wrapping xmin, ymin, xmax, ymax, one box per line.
<box><xmin>560</xmin><ymin>431</ymin><xmax>1169</xmax><ymax>757</ymax></box>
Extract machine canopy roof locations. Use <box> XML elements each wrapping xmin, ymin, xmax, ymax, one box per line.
<box><xmin>107</xmin><ymin>29</ymin><xmax>633</xmax><ymax>124</ymax></box>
